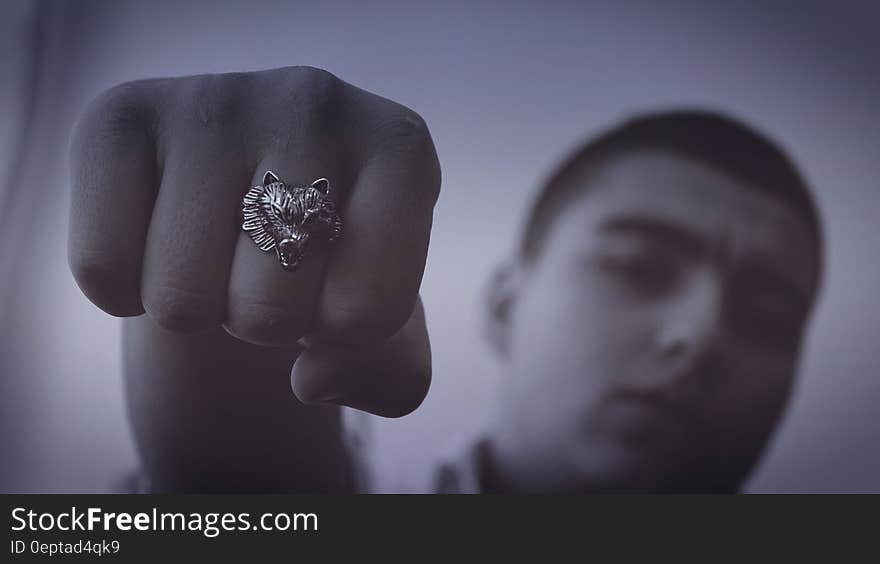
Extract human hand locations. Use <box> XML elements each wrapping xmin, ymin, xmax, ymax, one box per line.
<box><xmin>69</xmin><ymin>66</ymin><xmax>439</xmax><ymax>416</ymax></box>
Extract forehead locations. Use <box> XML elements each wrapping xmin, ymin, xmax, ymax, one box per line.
<box><xmin>548</xmin><ymin>149</ymin><xmax>821</xmax><ymax>295</ymax></box>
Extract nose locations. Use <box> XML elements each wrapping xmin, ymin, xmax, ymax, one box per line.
<box><xmin>655</xmin><ymin>268</ymin><xmax>724</xmax><ymax>366</ymax></box>
<box><xmin>280</xmin><ymin>234</ymin><xmax>305</xmax><ymax>248</ymax></box>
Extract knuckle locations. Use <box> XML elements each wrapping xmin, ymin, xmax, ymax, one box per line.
<box><xmin>250</xmin><ymin>66</ymin><xmax>343</xmax><ymax>148</ymax></box>
<box><xmin>91</xmin><ymin>80</ymin><xmax>150</xmax><ymax>124</ymax></box>
<box><xmin>68</xmin><ymin>251</ymin><xmax>143</xmax><ymax>317</ymax></box>
<box><xmin>373</xmin><ymin>109</ymin><xmax>432</xmax><ymax>151</ymax></box>
<box><xmin>368</xmin><ymin>109</ymin><xmax>440</xmax><ymax>203</ymax></box>
<box><xmin>175</xmin><ymin>72</ymin><xmax>248</xmax><ymax>130</ymax></box>
<box><xmin>289</xmin><ymin>66</ymin><xmax>343</xmax><ymax>128</ymax></box>
<box><xmin>73</xmin><ymin>79</ymin><xmax>157</xmax><ymax>154</ymax></box>
<box><xmin>320</xmin><ymin>298</ymin><xmax>412</xmax><ymax>344</ymax></box>
<box><xmin>224</xmin><ymin>301</ymin><xmax>312</xmax><ymax>347</ymax></box>
<box><xmin>143</xmin><ymin>285</ymin><xmax>222</xmax><ymax>333</ymax></box>
<box><xmin>291</xmin><ymin>65</ymin><xmax>341</xmax><ymax>94</ymax></box>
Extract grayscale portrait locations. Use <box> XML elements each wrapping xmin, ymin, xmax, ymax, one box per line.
<box><xmin>0</xmin><ymin>0</ymin><xmax>877</xmax><ymax>494</ymax></box>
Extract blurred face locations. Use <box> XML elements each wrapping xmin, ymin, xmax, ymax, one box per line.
<box><xmin>491</xmin><ymin>149</ymin><xmax>820</xmax><ymax>492</ymax></box>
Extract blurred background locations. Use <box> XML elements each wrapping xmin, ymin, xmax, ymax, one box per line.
<box><xmin>0</xmin><ymin>0</ymin><xmax>878</xmax><ymax>492</ymax></box>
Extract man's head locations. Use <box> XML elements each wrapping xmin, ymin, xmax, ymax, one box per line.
<box><xmin>486</xmin><ymin>110</ymin><xmax>823</xmax><ymax>492</ymax></box>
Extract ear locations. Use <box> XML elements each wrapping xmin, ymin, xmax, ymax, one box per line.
<box><xmin>484</xmin><ymin>261</ymin><xmax>521</xmax><ymax>358</ymax></box>
<box><xmin>263</xmin><ymin>170</ymin><xmax>280</xmax><ymax>185</ymax></box>
<box><xmin>311</xmin><ymin>178</ymin><xmax>330</xmax><ymax>195</ymax></box>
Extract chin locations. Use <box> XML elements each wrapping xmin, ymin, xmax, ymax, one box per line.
<box><xmin>566</xmin><ymin>439</ymin><xmax>741</xmax><ymax>493</ymax></box>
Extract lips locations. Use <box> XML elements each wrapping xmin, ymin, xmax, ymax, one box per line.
<box><xmin>600</xmin><ymin>389</ymin><xmax>693</xmax><ymax>447</ymax></box>
<box><xmin>277</xmin><ymin>235</ymin><xmax>310</xmax><ymax>269</ymax></box>
<box><xmin>279</xmin><ymin>248</ymin><xmax>306</xmax><ymax>269</ymax></box>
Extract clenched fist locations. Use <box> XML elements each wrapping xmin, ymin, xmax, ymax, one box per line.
<box><xmin>69</xmin><ymin>66</ymin><xmax>439</xmax><ymax>418</ymax></box>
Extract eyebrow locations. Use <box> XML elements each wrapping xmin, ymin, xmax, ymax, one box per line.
<box><xmin>598</xmin><ymin>214</ymin><xmax>712</xmax><ymax>258</ymax></box>
<box><xmin>599</xmin><ymin>214</ymin><xmax>815</xmax><ymax>308</ymax></box>
<box><xmin>730</xmin><ymin>259</ymin><xmax>812</xmax><ymax>312</ymax></box>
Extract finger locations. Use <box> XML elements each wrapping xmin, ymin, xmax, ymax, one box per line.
<box><xmin>68</xmin><ymin>81</ymin><xmax>160</xmax><ymax>316</ymax></box>
<box><xmin>140</xmin><ymin>80</ymin><xmax>249</xmax><ymax>332</ymax></box>
<box><xmin>315</xmin><ymin>110</ymin><xmax>440</xmax><ymax>344</ymax></box>
<box><xmin>224</xmin><ymin>159</ymin><xmax>355</xmax><ymax>347</ymax></box>
<box><xmin>292</xmin><ymin>296</ymin><xmax>431</xmax><ymax>417</ymax></box>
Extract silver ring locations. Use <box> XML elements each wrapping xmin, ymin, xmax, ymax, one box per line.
<box><xmin>242</xmin><ymin>171</ymin><xmax>343</xmax><ymax>271</ymax></box>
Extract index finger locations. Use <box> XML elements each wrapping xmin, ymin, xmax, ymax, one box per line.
<box><xmin>314</xmin><ymin>103</ymin><xmax>440</xmax><ymax>344</ymax></box>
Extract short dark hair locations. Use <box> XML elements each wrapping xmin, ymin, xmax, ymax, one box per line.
<box><xmin>519</xmin><ymin>110</ymin><xmax>823</xmax><ymax>265</ymax></box>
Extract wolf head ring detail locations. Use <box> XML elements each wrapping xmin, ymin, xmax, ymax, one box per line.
<box><xmin>241</xmin><ymin>171</ymin><xmax>343</xmax><ymax>271</ymax></box>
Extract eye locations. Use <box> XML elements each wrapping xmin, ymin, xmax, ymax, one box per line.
<box><xmin>597</xmin><ymin>248</ymin><xmax>682</xmax><ymax>297</ymax></box>
<box><xmin>302</xmin><ymin>208</ymin><xmax>320</xmax><ymax>223</ymax></box>
<box><xmin>724</xmin><ymin>273</ymin><xmax>805</xmax><ymax>351</ymax></box>
<box><xmin>727</xmin><ymin>302</ymin><xmax>800</xmax><ymax>351</ymax></box>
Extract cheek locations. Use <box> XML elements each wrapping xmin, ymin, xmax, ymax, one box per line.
<box><xmin>506</xmin><ymin>265</ymin><xmax>657</xmax><ymax>404</ymax></box>
<box><xmin>518</xmin><ymin>261</ymin><xmax>657</xmax><ymax>350</ymax></box>
<box><xmin>702</xmin><ymin>346</ymin><xmax>795</xmax><ymax>442</ymax></box>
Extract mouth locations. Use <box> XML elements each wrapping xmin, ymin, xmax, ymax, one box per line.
<box><xmin>278</xmin><ymin>247</ymin><xmax>305</xmax><ymax>269</ymax></box>
<box><xmin>599</xmin><ymin>390</ymin><xmax>692</xmax><ymax>447</ymax></box>
<box><xmin>277</xmin><ymin>235</ymin><xmax>310</xmax><ymax>270</ymax></box>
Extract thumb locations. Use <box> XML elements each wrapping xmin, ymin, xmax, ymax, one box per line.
<box><xmin>291</xmin><ymin>296</ymin><xmax>431</xmax><ymax>418</ymax></box>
